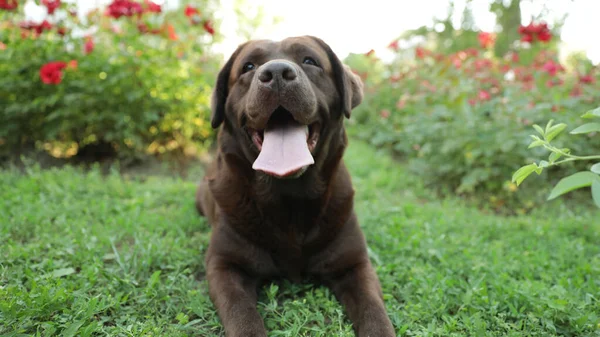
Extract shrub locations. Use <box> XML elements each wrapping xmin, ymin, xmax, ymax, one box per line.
<box><xmin>347</xmin><ymin>23</ymin><xmax>600</xmax><ymax>212</ymax></box>
<box><xmin>0</xmin><ymin>1</ymin><xmax>219</xmax><ymax>160</ymax></box>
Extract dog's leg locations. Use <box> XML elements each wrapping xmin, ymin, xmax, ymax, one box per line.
<box><xmin>207</xmin><ymin>257</ymin><xmax>266</xmax><ymax>337</ymax></box>
<box><xmin>328</xmin><ymin>261</ymin><xmax>396</xmax><ymax>337</ymax></box>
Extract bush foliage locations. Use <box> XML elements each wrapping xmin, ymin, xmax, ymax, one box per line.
<box><xmin>347</xmin><ymin>24</ymin><xmax>600</xmax><ymax>212</ymax></box>
<box><xmin>0</xmin><ymin>1</ymin><xmax>219</xmax><ymax>160</ymax></box>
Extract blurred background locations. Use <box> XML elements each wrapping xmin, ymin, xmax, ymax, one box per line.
<box><xmin>1</xmin><ymin>0</ymin><xmax>598</xmax><ymax>212</ymax></box>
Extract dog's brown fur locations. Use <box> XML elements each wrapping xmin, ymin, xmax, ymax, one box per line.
<box><xmin>196</xmin><ymin>36</ymin><xmax>395</xmax><ymax>337</ymax></box>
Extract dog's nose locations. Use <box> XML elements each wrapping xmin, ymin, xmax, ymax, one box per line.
<box><xmin>258</xmin><ymin>61</ymin><xmax>298</xmax><ymax>84</ymax></box>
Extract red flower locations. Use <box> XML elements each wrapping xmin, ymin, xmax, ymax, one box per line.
<box><xmin>137</xmin><ymin>23</ymin><xmax>148</xmax><ymax>33</ymax></box>
<box><xmin>387</xmin><ymin>39</ymin><xmax>400</xmax><ymax>51</ymax></box>
<box><xmin>535</xmin><ymin>23</ymin><xmax>552</xmax><ymax>42</ymax></box>
<box><xmin>84</xmin><ymin>37</ymin><xmax>94</xmax><ymax>54</ymax></box>
<box><xmin>478</xmin><ymin>32</ymin><xmax>496</xmax><ymax>49</ymax></box>
<box><xmin>167</xmin><ymin>24</ymin><xmax>178</xmax><ymax>41</ymax></box>
<box><xmin>67</xmin><ymin>60</ymin><xmax>78</xmax><ymax>70</ymax></box>
<box><xmin>57</xmin><ymin>27</ymin><xmax>67</xmax><ymax>36</ymax></box>
<box><xmin>478</xmin><ymin>90</ymin><xmax>491</xmax><ymax>101</ymax></box>
<box><xmin>144</xmin><ymin>0</ymin><xmax>161</xmax><ymax>13</ymax></box>
<box><xmin>570</xmin><ymin>85</ymin><xmax>582</xmax><ymax>97</ymax></box>
<box><xmin>203</xmin><ymin>20</ymin><xmax>215</xmax><ymax>35</ymax></box>
<box><xmin>106</xmin><ymin>0</ymin><xmax>143</xmax><ymax>19</ymax></box>
<box><xmin>474</xmin><ymin>58</ymin><xmax>493</xmax><ymax>71</ymax></box>
<box><xmin>40</xmin><ymin>61</ymin><xmax>67</xmax><ymax>85</ymax></box>
<box><xmin>415</xmin><ymin>46</ymin><xmax>428</xmax><ymax>59</ymax></box>
<box><xmin>38</xmin><ymin>20</ymin><xmax>53</xmax><ymax>34</ymax></box>
<box><xmin>21</xmin><ymin>20</ymin><xmax>53</xmax><ymax>35</ymax></box>
<box><xmin>452</xmin><ymin>57</ymin><xmax>462</xmax><ymax>69</ymax></box>
<box><xmin>465</xmin><ymin>48</ymin><xmax>479</xmax><ymax>57</ymax></box>
<box><xmin>520</xmin><ymin>33</ymin><xmax>533</xmax><ymax>43</ymax></box>
<box><xmin>380</xmin><ymin>109</ymin><xmax>390</xmax><ymax>119</ymax></box>
<box><xmin>580</xmin><ymin>74</ymin><xmax>595</xmax><ymax>84</ymax></box>
<box><xmin>0</xmin><ymin>0</ymin><xmax>18</xmax><ymax>10</ymax></box>
<box><xmin>42</xmin><ymin>0</ymin><xmax>61</xmax><ymax>15</ymax></box>
<box><xmin>184</xmin><ymin>5</ymin><xmax>199</xmax><ymax>17</ymax></box>
<box><xmin>519</xmin><ymin>22</ymin><xmax>552</xmax><ymax>43</ymax></box>
<box><xmin>542</xmin><ymin>60</ymin><xmax>561</xmax><ymax>76</ymax></box>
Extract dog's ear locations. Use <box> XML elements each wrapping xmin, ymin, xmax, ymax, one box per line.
<box><xmin>309</xmin><ymin>36</ymin><xmax>363</xmax><ymax>119</ymax></box>
<box><xmin>211</xmin><ymin>43</ymin><xmax>247</xmax><ymax>129</ymax></box>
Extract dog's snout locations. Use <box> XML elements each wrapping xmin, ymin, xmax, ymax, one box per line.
<box><xmin>258</xmin><ymin>61</ymin><xmax>298</xmax><ymax>85</ymax></box>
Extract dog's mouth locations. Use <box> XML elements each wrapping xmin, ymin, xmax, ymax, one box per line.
<box><xmin>248</xmin><ymin>107</ymin><xmax>320</xmax><ymax>179</ymax></box>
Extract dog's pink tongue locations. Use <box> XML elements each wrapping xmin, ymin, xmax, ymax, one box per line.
<box><xmin>252</xmin><ymin>121</ymin><xmax>314</xmax><ymax>177</ymax></box>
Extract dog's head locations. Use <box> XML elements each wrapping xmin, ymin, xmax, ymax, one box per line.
<box><xmin>211</xmin><ymin>36</ymin><xmax>363</xmax><ymax>180</ymax></box>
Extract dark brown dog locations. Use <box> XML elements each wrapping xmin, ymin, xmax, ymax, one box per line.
<box><xmin>196</xmin><ymin>36</ymin><xmax>395</xmax><ymax>337</ymax></box>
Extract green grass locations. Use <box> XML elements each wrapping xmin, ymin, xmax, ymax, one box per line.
<box><xmin>1</xmin><ymin>141</ymin><xmax>599</xmax><ymax>336</ymax></box>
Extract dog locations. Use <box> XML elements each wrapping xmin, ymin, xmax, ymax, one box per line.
<box><xmin>195</xmin><ymin>36</ymin><xmax>395</xmax><ymax>337</ymax></box>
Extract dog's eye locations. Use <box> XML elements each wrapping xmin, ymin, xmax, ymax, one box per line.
<box><xmin>303</xmin><ymin>57</ymin><xmax>319</xmax><ymax>67</ymax></box>
<box><xmin>242</xmin><ymin>62</ymin><xmax>255</xmax><ymax>73</ymax></box>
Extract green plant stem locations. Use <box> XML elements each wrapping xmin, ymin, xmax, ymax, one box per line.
<box><xmin>543</xmin><ymin>143</ymin><xmax>600</xmax><ymax>166</ymax></box>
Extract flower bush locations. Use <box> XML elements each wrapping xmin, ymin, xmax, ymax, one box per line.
<box><xmin>347</xmin><ymin>22</ymin><xmax>600</xmax><ymax>212</ymax></box>
<box><xmin>0</xmin><ymin>0</ymin><xmax>219</xmax><ymax>160</ymax></box>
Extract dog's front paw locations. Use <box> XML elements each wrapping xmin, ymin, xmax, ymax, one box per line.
<box><xmin>359</xmin><ymin>317</ymin><xmax>396</xmax><ymax>337</ymax></box>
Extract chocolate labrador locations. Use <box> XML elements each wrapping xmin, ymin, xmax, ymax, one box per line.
<box><xmin>195</xmin><ymin>36</ymin><xmax>395</xmax><ymax>337</ymax></box>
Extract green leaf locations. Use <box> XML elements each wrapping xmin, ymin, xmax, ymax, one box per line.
<box><xmin>570</xmin><ymin>123</ymin><xmax>600</xmax><ymax>134</ymax></box>
<box><xmin>591</xmin><ymin>163</ymin><xmax>600</xmax><ymax>174</ymax></box>
<box><xmin>581</xmin><ymin>107</ymin><xmax>600</xmax><ymax>119</ymax></box>
<box><xmin>545</xmin><ymin>119</ymin><xmax>554</xmax><ymax>134</ymax></box>
<box><xmin>512</xmin><ymin>164</ymin><xmax>537</xmax><ymax>186</ymax></box>
<box><xmin>533</xmin><ymin>124</ymin><xmax>545</xmax><ymax>137</ymax></box>
<box><xmin>545</xmin><ymin>123</ymin><xmax>567</xmax><ymax>141</ymax></box>
<box><xmin>547</xmin><ymin>172</ymin><xmax>599</xmax><ymax>200</ymax></box>
<box><xmin>147</xmin><ymin>270</ymin><xmax>162</xmax><ymax>288</ymax></box>
<box><xmin>528</xmin><ymin>140</ymin><xmax>545</xmax><ymax>149</ymax></box>
<box><xmin>549</xmin><ymin>152</ymin><xmax>562</xmax><ymax>163</ymax></box>
<box><xmin>49</xmin><ymin>267</ymin><xmax>76</xmax><ymax>278</ymax></box>
<box><xmin>538</xmin><ymin>160</ymin><xmax>549</xmax><ymax>168</ymax></box>
<box><xmin>62</xmin><ymin>320</ymin><xmax>84</xmax><ymax>337</ymax></box>
<box><xmin>592</xmin><ymin>179</ymin><xmax>600</xmax><ymax>208</ymax></box>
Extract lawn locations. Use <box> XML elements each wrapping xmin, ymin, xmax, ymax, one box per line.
<box><xmin>1</xmin><ymin>141</ymin><xmax>599</xmax><ymax>337</ymax></box>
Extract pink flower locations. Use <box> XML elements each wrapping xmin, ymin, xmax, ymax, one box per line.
<box><xmin>145</xmin><ymin>0</ymin><xmax>161</xmax><ymax>13</ymax></box>
<box><xmin>106</xmin><ymin>0</ymin><xmax>143</xmax><ymax>19</ymax></box>
<box><xmin>387</xmin><ymin>39</ymin><xmax>399</xmax><ymax>51</ymax></box>
<box><xmin>580</xmin><ymin>74</ymin><xmax>595</xmax><ymax>84</ymax></box>
<box><xmin>415</xmin><ymin>47</ymin><xmax>428</xmax><ymax>59</ymax></box>
<box><xmin>84</xmin><ymin>37</ymin><xmax>94</xmax><ymax>54</ymax></box>
<box><xmin>542</xmin><ymin>60</ymin><xmax>562</xmax><ymax>76</ymax></box>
